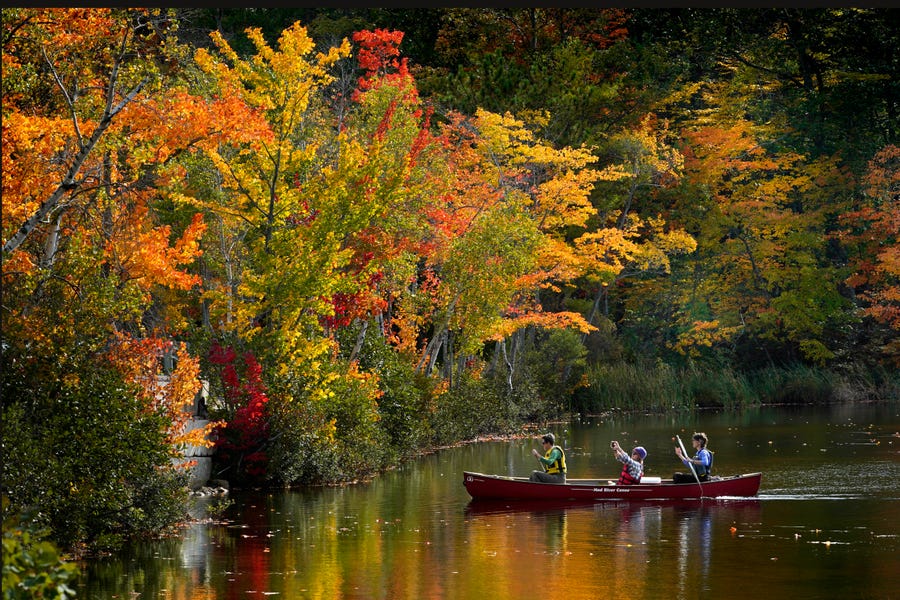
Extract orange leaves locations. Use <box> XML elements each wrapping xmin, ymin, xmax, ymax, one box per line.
<box><xmin>121</xmin><ymin>89</ymin><xmax>273</xmax><ymax>168</ymax></box>
<box><xmin>837</xmin><ymin>145</ymin><xmax>900</xmax><ymax>332</ymax></box>
<box><xmin>2</xmin><ymin>7</ymin><xmax>243</xmax><ymax>302</ymax></box>
<box><xmin>105</xmin><ymin>207</ymin><xmax>205</xmax><ymax>292</ymax></box>
<box><xmin>1</xmin><ymin>112</ymin><xmax>73</xmax><ymax>250</ymax></box>
<box><xmin>105</xmin><ymin>332</ymin><xmax>221</xmax><ymax>449</ymax></box>
<box><xmin>682</xmin><ymin>121</ymin><xmax>777</xmax><ymax>189</ymax></box>
<box><xmin>862</xmin><ymin>144</ymin><xmax>900</xmax><ymax>200</ymax></box>
<box><xmin>106</xmin><ymin>334</ymin><xmax>164</xmax><ymax>401</ymax></box>
<box><xmin>488</xmin><ymin>310</ymin><xmax>596</xmax><ymax>341</ymax></box>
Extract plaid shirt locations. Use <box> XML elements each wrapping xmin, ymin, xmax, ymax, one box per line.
<box><xmin>617</xmin><ymin>452</ymin><xmax>644</xmax><ymax>480</ymax></box>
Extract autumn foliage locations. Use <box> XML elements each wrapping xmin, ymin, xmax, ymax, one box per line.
<box><xmin>208</xmin><ymin>343</ymin><xmax>270</xmax><ymax>482</ymax></box>
<box><xmin>2</xmin><ymin>8</ymin><xmax>897</xmax><ymax>551</ymax></box>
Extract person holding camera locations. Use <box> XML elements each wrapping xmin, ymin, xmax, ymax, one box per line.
<box><xmin>610</xmin><ymin>440</ymin><xmax>646</xmax><ymax>485</ymax></box>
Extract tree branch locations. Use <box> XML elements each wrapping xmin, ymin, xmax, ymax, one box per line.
<box><xmin>2</xmin><ymin>25</ymin><xmax>149</xmax><ymax>256</ymax></box>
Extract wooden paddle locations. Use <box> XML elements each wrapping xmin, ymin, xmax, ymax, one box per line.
<box><xmin>532</xmin><ymin>446</ymin><xmax>547</xmax><ymax>472</ymax></box>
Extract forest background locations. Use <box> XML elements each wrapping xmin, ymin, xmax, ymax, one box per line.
<box><xmin>2</xmin><ymin>7</ymin><xmax>898</xmax><ymax>566</ymax></box>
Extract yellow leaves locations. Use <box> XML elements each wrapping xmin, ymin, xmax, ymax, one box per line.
<box><xmin>190</xmin><ymin>22</ymin><xmax>360</xmax><ymax>346</ymax></box>
<box><xmin>654</xmin><ymin>227</ymin><xmax>698</xmax><ymax>256</ymax></box>
<box><xmin>535</xmin><ymin>237</ymin><xmax>585</xmax><ymax>285</ymax></box>
<box><xmin>456</xmin><ymin>108</ymin><xmax>603</xmax><ymax>235</ymax></box>
<box><xmin>275</xmin><ymin>332</ymin><xmax>336</xmax><ymax>379</ymax></box>
<box><xmin>595</xmin><ymin>164</ymin><xmax>632</xmax><ymax>182</ymax></box>
<box><xmin>473</xmin><ymin>108</ymin><xmax>536</xmax><ymax>158</ymax></box>
<box><xmin>429</xmin><ymin>108</ymin><xmax>696</xmax><ymax>354</ymax></box>
<box><xmin>671</xmin><ymin>320</ymin><xmax>742</xmax><ymax>356</ymax></box>
<box><xmin>194</xmin><ymin>45</ymin><xmax>237</xmax><ymax>91</ymax></box>
<box><xmin>572</xmin><ymin>211</ymin><xmax>696</xmax><ymax>281</ymax></box>
<box><xmin>534</xmin><ymin>169</ymin><xmax>598</xmax><ymax>230</ymax></box>
<box><xmin>604</xmin><ymin>114</ymin><xmax>683</xmax><ymax>190</ymax></box>
<box><xmin>199</xmin><ymin>21</ymin><xmax>350</xmax><ymax>113</ymax></box>
<box><xmin>575</xmin><ymin>226</ymin><xmax>641</xmax><ymax>277</ymax></box>
<box><xmin>268</xmin><ymin>22</ymin><xmax>350</xmax><ymax>84</ymax></box>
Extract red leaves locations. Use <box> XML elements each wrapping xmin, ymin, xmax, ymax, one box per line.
<box><xmin>351</xmin><ymin>29</ymin><xmax>417</xmax><ymax>104</ymax></box>
<box><xmin>353</xmin><ymin>29</ymin><xmax>406</xmax><ymax>84</ymax></box>
<box><xmin>209</xmin><ymin>342</ymin><xmax>270</xmax><ymax>482</ymax></box>
<box><xmin>319</xmin><ymin>284</ymin><xmax>389</xmax><ymax>331</ymax></box>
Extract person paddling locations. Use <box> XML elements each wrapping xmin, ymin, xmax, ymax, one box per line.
<box><xmin>611</xmin><ymin>440</ymin><xmax>646</xmax><ymax>484</ymax></box>
<box><xmin>674</xmin><ymin>432</ymin><xmax>712</xmax><ymax>483</ymax></box>
<box><xmin>529</xmin><ymin>433</ymin><xmax>567</xmax><ymax>483</ymax></box>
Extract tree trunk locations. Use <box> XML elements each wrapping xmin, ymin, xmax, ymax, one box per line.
<box><xmin>349</xmin><ymin>320</ymin><xmax>368</xmax><ymax>363</ymax></box>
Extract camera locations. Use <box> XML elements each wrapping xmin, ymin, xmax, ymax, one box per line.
<box><xmin>610</xmin><ymin>441</ymin><xmax>617</xmax><ymax>448</ymax></box>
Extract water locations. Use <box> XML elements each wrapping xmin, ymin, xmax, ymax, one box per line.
<box><xmin>78</xmin><ymin>402</ymin><xmax>900</xmax><ymax>599</ymax></box>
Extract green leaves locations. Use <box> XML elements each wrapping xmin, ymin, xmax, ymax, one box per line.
<box><xmin>2</xmin><ymin>502</ymin><xmax>79</xmax><ymax>600</ymax></box>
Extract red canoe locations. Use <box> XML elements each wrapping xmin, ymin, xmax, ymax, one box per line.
<box><xmin>463</xmin><ymin>471</ymin><xmax>762</xmax><ymax>501</ymax></box>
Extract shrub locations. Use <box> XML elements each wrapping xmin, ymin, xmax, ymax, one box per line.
<box><xmin>429</xmin><ymin>373</ymin><xmax>540</xmax><ymax>445</ymax></box>
<box><xmin>2</xmin><ymin>350</ymin><xmax>189</xmax><ymax>553</ymax></box>
<box><xmin>207</xmin><ymin>343</ymin><xmax>271</xmax><ymax>485</ymax></box>
<box><xmin>264</xmin><ymin>355</ymin><xmax>391</xmax><ymax>486</ymax></box>
<box><xmin>2</xmin><ymin>497</ymin><xmax>79</xmax><ymax>600</ymax></box>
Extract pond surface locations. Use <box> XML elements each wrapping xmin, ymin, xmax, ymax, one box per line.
<box><xmin>79</xmin><ymin>402</ymin><xmax>899</xmax><ymax>599</ymax></box>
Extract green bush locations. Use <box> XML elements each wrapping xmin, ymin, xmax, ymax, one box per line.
<box><xmin>265</xmin><ymin>395</ymin><xmax>343</xmax><ymax>485</ymax></box>
<box><xmin>2</xmin><ymin>350</ymin><xmax>189</xmax><ymax>553</ymax></box>
<box><xmin>264</xmin><ymin>354</ymin><xmax>393</xmax><ymax>486</ymax></box>
<box><xmin>429</xmin><ymin>373</ymin><xmax>540</xmax><ymax>445</ymax></box>
<box><xmin>336</xmin><ymin>321</ymin><xmax>435</xmax><ymax>457</ymax></box>
<box><xmin>521</xmin><ymin>328</ymin><xmax>589</xmax><ymax>412</ymax></box>
<box><xmin>2</xmin><ymin>497</ymin><xmax>79</xmax><ymax>600</ymax></box>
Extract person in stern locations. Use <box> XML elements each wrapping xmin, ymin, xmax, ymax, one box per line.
<box><xmin>530</xmin><ymin>433</ymin><xmax>567</xmax><ymax>483</ymax></box>
<box><xmin>611</xmin><ymin>440</ymin><xmax>646</xmax><ymax>484</ymax></box>
<box><xmin>673</xmin><ymin>432</ymin><xmax>712</xmax><ymax>483</ymax></box>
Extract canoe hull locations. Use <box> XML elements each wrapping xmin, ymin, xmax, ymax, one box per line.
<box><xmin>463</xmin><ymin>471</ymin><xmax>761</xmax><ymax>501</ymax></box>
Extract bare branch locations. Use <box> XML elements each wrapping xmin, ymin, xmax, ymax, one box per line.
<box><xmin>42</xmin><ymin>46</ymin><xmax>85</xmax><ymax>147</ymax></box>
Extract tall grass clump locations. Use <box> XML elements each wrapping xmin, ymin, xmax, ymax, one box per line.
<box><xmin>749</xmin><ymin>364</ymin><xmax>839</xmax><ymax>404</ymax></box>
<box><xmin>575</xmin><ymin>361</ymin><xmax>689</xmax><ymax>413</ymax></box>
<box><xmin>679</xmin><ymin>364</ymin><xmax>756</xmax><ymax>409</ymax></box>
<box><xmin>578</xmin><ymin>361</ymin><xmax>895</xmax><ymax>415</ymax></box>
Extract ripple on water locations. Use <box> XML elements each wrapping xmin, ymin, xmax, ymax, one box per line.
<box><xmin>760</xmin><ymin>459</ymin><xmax>900</xmax><ymax>500</ymax></box>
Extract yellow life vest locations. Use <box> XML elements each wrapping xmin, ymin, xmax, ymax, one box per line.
<box><xmin>544</xmin><ymin>445</ymin><xmax>567</xmax><ymax>474</ymax></box>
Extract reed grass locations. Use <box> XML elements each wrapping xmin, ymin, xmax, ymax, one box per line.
<box><xmin>575</xmin><ymin>361</ymin><xmax>897</xmax><ymax>413</ymax></box>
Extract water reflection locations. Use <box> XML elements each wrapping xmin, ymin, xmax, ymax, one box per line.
<box><xmin>79</xmin><ymin>403</ymin><xmax>899</xmax><ymax>599</ymax></box>
<box><xmin>674</xmin><ymin>503</ymin><xmax>711</xmax><ymax>596</ymax></box>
